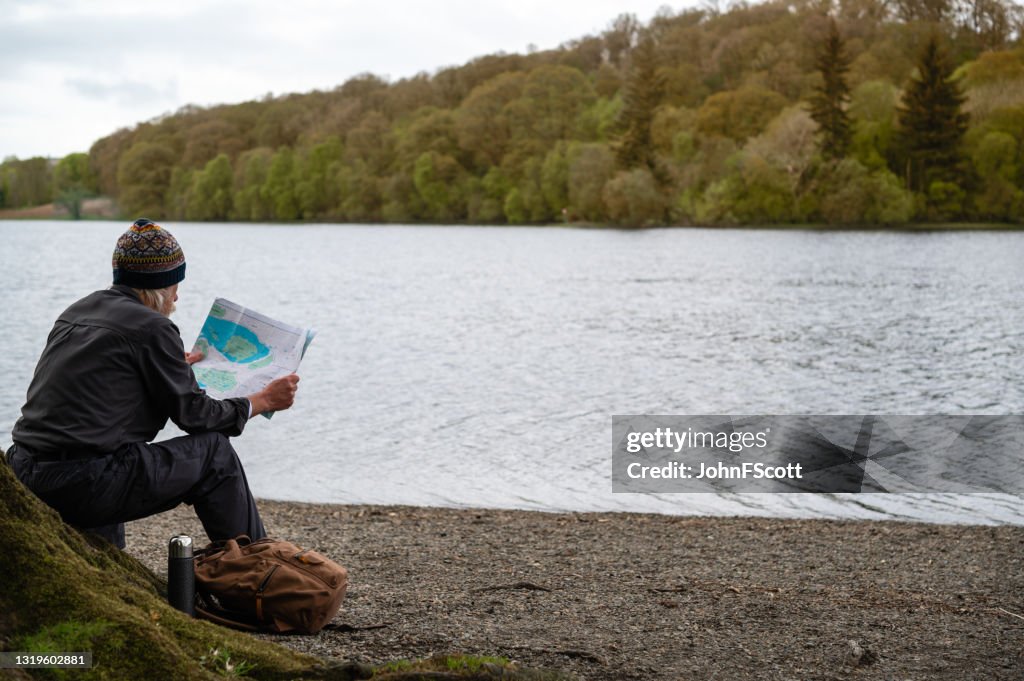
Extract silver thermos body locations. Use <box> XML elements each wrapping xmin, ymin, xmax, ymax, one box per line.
<box><xmin>167</xmin><ymin>535</ymin><xmax>195</xmax><ymax>616</ymax></box>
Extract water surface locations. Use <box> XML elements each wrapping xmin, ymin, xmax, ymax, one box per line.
<box><xmin>2</xmin><ymin>221</ymin><xmax>1021</xmax><ymax>524</ymax></box>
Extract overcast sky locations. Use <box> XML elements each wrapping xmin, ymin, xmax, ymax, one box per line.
<box><xmin>1</xmin><ymin>0</ymin><xmax>697</xmax><ymax>160</ymax></box>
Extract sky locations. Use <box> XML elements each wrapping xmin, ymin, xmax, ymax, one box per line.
<box><xmin>1</xmin><ymin>0</ymin><xmax>697</xmax><ymax>160</ymax></box>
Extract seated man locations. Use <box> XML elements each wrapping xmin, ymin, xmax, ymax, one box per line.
<box><xmin>6</xmin><ymin>218</ymin><xmax>298</xmax><ymax>549</ymax></box>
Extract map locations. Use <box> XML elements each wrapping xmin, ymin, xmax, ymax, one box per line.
<box><xmin>190</xmin><ymin>298</ymin><xmax>315</xmax><ymax>419</ymax></box>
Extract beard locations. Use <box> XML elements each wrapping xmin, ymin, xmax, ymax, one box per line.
<box><xmin>161</xmin><ymin>298</ymin><xmax>177</xmax><ymax>317</ymax></box>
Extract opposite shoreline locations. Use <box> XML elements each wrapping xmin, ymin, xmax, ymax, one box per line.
<box><xmin>127</xmin><ymin>500</ymin><xmax>1023</xmax><ymax>680</ymax></box>
<box><xmin>1</xmin><ymin>211</ymin><xmax>1023</xmax><ymax>231</ymax></box>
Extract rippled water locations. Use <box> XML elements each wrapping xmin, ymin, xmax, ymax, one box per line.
<box><xmin>2</xmin><ymin>221</ymin><xmax>1022</xmax><ymax>524</ymax></box>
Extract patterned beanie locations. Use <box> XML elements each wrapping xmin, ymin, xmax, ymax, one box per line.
<box><xmin>112</xmin><ymin>218</ymin><xmax>186</xmax><ymax>289</ymax></box>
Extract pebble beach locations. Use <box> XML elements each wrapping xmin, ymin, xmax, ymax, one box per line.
<box><xmin>125</xmin><ymin>500</ymin><xmax>1024</xmax><ymax>680</ymax></box>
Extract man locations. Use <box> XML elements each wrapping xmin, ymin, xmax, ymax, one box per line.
<box><xmin>6</xmin><ymin>218</ymin><xmax>298</xmax><ymax>549</ymax></box>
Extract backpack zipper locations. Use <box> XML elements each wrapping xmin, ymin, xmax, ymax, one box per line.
<box><xmin>255</xmin><ymin>564</ymin><xmax>280</xmax><ymax>622</ymax></box>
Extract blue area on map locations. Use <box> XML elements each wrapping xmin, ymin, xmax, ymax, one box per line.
<box><xmin>198</xmin><ymin>317</ymin><xmax>271</xmax><ymax>364</ymax></box>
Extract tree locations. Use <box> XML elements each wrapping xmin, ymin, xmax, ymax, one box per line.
<box><xmin>695</xmin><ymin>86</ymin><xmax>787</xmax><ymax>142</ymax></box>
<box><xmin>231</xmin><ymin>148</ymin><xmax>274</xmax><ymax>221</ymax></box>
<box><xmin>296</xmin><ymin>137</ymin><xmax>344</xmax><ymax>219</ymax></box>
<box><xmin>896</xmin><ymin>35</ymin><xmax>970</xmax><ymax>194</ymax></box>
<box><xmin>809</xmin><ymin>19</ymin><xmax>853</xmax><ymax>160</ymax></box>
<box><xmin>568</xmin><ymin>143</ymin><xmax>616</xmax><ymax>221</ymax></box>
<box><xmin>261</xmin><ymin>148</ymin><xmax>300</xmax><ymax>220</ymax></box>
<box><xmin>51</xmin><ymin>153</ymin><xmax>96</xmax><ymax>219</ymax></box>
<box><xmin>0</xmin><ymin>157</ymin><xmax>53</xmax><ymax>208</ymax></box>
<box><xmin>509</xmin><ymin>65</ymin><xmax>595</xmax><ymax>149</ymax></box>
<box><xmin>812</xmin><ymin>159</ymin><xmax>915</xmax><ymax>224</ymax></box>
<box><xmin>615</xmin><ymin>33</ymin><xmax>665</xmax><ymax>171</ymax></box>
<box><xmin>117</xmin><ymin>142</ymin><xmax>176</xmax><ymax>218</ymax></box>
<box><xmin>412</xmin><ymin>151</ymin><xmax>466</xmax><ymax>221</ymax></box>
<box><xmin>971</xmin><ymin>130</ymin><xmax>1024</xmax><ymax>221</ymax></box>
<box><xmin>455</xmin><ymin>73</ymin><xmax>525</xmax><ymax>168</ymax></box>
<box><xmin>540</xmin><ymin>142</ymin><xmax>571</xmax><ymax>216</ymax></box>
<box><xmin>697</xmin><ymin>153</ymin><xmax>799</xmax><ymax>225</ymax></box>
<box><xmin>602</xmin><ymin>168</ymin><xmax>667</xmax><ymax>226</ymax></box>
<box><xmin>186</xmin><ymin>154</ymin><xmax>233</xmax><ymax>221</ymax></box>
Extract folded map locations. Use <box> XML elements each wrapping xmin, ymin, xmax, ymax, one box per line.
<box><xmin>189</xmin><ymin>298</ymin><xmax>315</xmax><ymax>419</ymax></box>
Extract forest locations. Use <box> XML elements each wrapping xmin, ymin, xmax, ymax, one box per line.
<box><xmin>2</xmin><ymin>0</ymin><xmax>1023</xmax><ymax>226</ymax></box>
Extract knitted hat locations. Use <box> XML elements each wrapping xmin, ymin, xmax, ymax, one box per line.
<box><xmin>112</xmin><ymin>218</ymin><xmax>186</xmax><ymax>289</ymax></box>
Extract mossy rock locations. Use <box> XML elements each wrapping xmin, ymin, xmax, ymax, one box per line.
<box><xmin>0</xmin><ymin>453</ymin><xmax>574</xmax><ymax>681</ymax></box>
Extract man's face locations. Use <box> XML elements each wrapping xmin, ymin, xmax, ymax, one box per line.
<box><xmin>162</xmin><ymin>283</ymin><xmax>179</xmax><ymax>317</ymax></box>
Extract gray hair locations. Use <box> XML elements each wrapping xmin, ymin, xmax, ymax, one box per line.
<box><xmin>131</xmin><ymin>286</ymin><xmax>176</xmax><ymax>317</ymax></box>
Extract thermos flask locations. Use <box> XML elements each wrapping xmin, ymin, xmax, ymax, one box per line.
<box><xmin>167</xmin><ymin>535</ymin><xmax>195</xmax><ymax>616</ymax></box>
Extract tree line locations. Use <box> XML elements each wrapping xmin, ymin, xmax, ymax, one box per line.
<box><xmin>2</xmin><ymin>0</ymin><xmax>1023</xmax><ymax>225</ymax></box>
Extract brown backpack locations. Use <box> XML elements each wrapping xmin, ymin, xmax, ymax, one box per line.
<box><xmin>193</xmin><ymin>536</ymin><xmax>348</xmax><ymax>634</ymax></box>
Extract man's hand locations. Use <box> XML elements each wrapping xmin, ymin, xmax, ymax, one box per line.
<box><xmin>185</xmin><ymin>350</ymin><xmax>205</xmax><ymax>365</ymax></box>
<box><xmin>247</xmin><ymin>374</ymin><xmax>300</xmax><ymax>417</ymax></box>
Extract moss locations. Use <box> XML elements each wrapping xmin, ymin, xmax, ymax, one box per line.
<box><xmin>0</xmin><ymin>461</ymin><xmax>333</xmax><ymax>680</ymax></box>
<box><xmin>371</xmin><ymin>655</ymin><xmax>576</xmax><ymax>681</ymax></box>
<box><xmin>442</xmin><ymin>656</ymin><xmax>509</xmax><ymax>673</ymax></box>
<box><xmin>13</xmin><ymin>620</ymin><xmax>116</xmax><ymax>681</ymax></box>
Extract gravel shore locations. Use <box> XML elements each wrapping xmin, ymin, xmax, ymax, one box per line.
<box><xmin>126</xmin><ymin>501</ymin><xmax>1024</xmax><ymax>681</ymax></box>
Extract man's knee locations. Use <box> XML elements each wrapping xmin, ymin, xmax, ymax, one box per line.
<box><xmin>193</xmin><ymin>431</ymin><xmax>230</xmax><ymax>448</ymax></box>
<box><xmin>196</xmin><ymin>432</ymin><xmax>242</xmax><ymax>473</ymax></box>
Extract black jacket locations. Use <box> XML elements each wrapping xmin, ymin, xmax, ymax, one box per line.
<box><xmin>12</xmin><ymin>285</ymin><xmax>249</xmax><ymax>455</ymax></box>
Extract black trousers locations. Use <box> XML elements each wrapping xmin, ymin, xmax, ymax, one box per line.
<box><xmin>9</xmin><ymin>432</ymin><xmax>266</xmax><ymax>549</ymax></box>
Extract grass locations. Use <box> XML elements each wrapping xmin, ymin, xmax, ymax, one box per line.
<box><xmin>374</xmin><ymin>655</ymin><xmax>510</xmax><ymax>676</ymax></box>
<box><xmin>372</xmin><ymin>654</ymin><xmax>576</xmax><ymax>680</ymax></box>
<box><xmin>200</xmin><ymin>647</ymin><xmax>258</xmax><ymax>678</ymax></box>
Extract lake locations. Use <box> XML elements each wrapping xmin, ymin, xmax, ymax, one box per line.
<box><xmin>2</xmin><ymin>220</ymin><xmax>1022</xmax><ymax>524</ymax></box>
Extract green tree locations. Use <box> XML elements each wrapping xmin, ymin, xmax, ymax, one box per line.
<box><xmin>568</xmin><ymin>143</ymin><xmax>616</xmax><ymax>221</ymax></box>
<box><xmin>697</xmin><ymin>152</ymin><xmax>799</xmax><ymax>225</ymax></box>
<box><xmin>181</xmin><ymin>119</ymin><xmax>246</xmax><ymax>169</ymax></box>
<box><xmin>508</xmin><ymin>65</ymin><xmax>595</xmax><ymax>150</ymax></box>
<box><xmin>455</xmin><ymin>72</ymin><xmax>526</xmax><ymax>169</ymax></box>
<box><xmin>476</xmin><ymin>167</ymin><xmax>512</xmax><ymax>222</ymax></box>
<box><xmin>602</xmin><ymin>168</ymin><xmax>667</xmax><ymax>226</ymax></box>
<box><xmin>336</xmin><ymin>162</ymin><xmax>384</xmax><ymax>222</ymax></box>
<box><xmin>615</xmin><ymin>33</ymin><xmax>665</xmax><ymax>170</ymax></box>
<box><xmin>164</xmin><ymin>167</ymin><xmax>193</xmax><ymax>219</ymax></box>
<box><xmin>502</xmin><ymin>156</ymin><xmax>553</xmax><ymax>223</ymax></box>
<box><xmin>186</xmin><ymin>154</ymin><xmax>233</xmax><ymax>221</ymax></box>
<box><xmin>896</xmin><ymin>35</ymin><xmax>970</xmax><ymax>194</ymax></box>
<box><xmin>0</xmin><ymin>157</ymin><xmax>53</xmax><ymax>208</ymax></box>
<box><xmin>503</xmin><ymin>188</ymin><xmax>527</xmax><ymax>223</ymax></box>
<box><xmin>231</xmin><ymin>148</ymin><xmax>274</xmax><ymax>221</ymax></box>
<box><xmin>808</xmin><ymin>19</ymin><xmax>853</xmax><ymax>159</ymax></box>
<box><xmin>575</xmin><ymin>97</ymin><xmax>623</xmax><ymax>142</ymax></box>
<box><xmin>53</xmin><ymin>153</ymin><xmax>96</xmax><ymax>194</ymax></box>
<box><xmin>296</xmin><ymin>137</ymin><xmax>344</xmax><ymax>219</ymax></box>
<box><xmin>344</xmin><ymin>112</ymin><xmax>395</xmax><ymax>176</ymax></box>
<box><xmin>261</xmin><ymin>148</ymin><xmax>300</xmax><ymax>220</ymax></box>
<box><xmin>695</xmin><ymin>86</ymin><xmax>787</xmax><ymax>142</ymax></box>
<box><xmin>53</xmin><ymin>153</ymin><xmax>97</xmax><ymax>219</ymax></box>
<box><xmin>812</xmin><ymin>159</ymin><xmax>915</xmax><ymax>224</ymax></box>
<box><xmin>117</xmin><ymin>142</ymin><xmax>176</xmax><ymax>217</ymax></box>
<box><xmin>970</xmin><ymin>130</ymin><xmax>1023</xmax><ymax>220</ymax></box>
<box><xmin>849</xmin><ymin>80</ymin><xmax>900</xmax><ymax>171</ymax></box>
<box><xmin>413</xmin><ymin>151</ymin><xmax>466</xmax><ymax>221</ymax></box>
<box><xmin>541</xmin><ymin>142</ymin><xmax>571</xmax><ymax>216</ymax></box>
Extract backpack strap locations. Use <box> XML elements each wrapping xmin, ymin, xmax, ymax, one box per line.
<box><xmin>194</xmin><ymin>603</ymin><xmax>262</xmax><ymax>632</ymax></box>
<box><xmin>194</xmin><ymin>589</ymin><xmax>271</xmax><ymax>633</ymax></box>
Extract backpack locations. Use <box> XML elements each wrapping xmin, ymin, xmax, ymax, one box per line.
<box><xmin>193</xmin><ymin>535</ymin><xmax>348</xmax><ymax>634</ymax></box>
